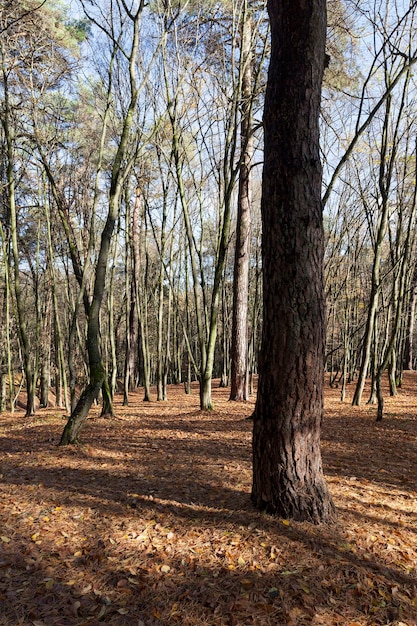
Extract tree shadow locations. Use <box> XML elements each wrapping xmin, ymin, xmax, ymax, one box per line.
<box><xmin>321</xmin><ymin>411</ymin><xmax>417</xmax><ymax>494</ymax></box>
<box><xmin>1</xmin><ymin>382</ymin><xmax>417</xmax><ymax>624</ymax></box>
<box><xmin>1</xmin><ymin>495</ymin><xmax>416</xmax><ymax>626</ymax></box>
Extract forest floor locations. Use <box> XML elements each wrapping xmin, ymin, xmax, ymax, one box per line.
<box><xmin>0</xmin><ymin>374</ymin><xmax>417</xmax><ymax>626</ymax></box>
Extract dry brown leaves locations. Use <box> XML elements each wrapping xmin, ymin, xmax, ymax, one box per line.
<box><xmin>0</xmin><ymin>375</ymin><xmax>417</xmax><ymax>626</ymax></box>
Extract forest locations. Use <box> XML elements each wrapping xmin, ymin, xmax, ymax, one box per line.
<box><xmin>1</xmin><ymin>0</ymin><xmax>416</xmax><ymax>428</ymax></box>
<box><xmin>1</xmin><ymin>0</ymin><xmax>417</xmax><ymax>624</ymax></box>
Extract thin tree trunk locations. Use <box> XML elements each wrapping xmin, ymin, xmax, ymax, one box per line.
<box><xmin>403</xmin><ymin>267</ymin><xmax>417</xmax><ymax>370</ymax></box>
<box><xmin>220</xmin><ymin>280</ymin><xmax>230</xmax><ymax>388</ymax></box>
<box><xmin>367</xmin><ymin>317</ymin><xmax>379</xmax><ymax>405</ymax></box>
<box><xmin>60</xmin><ymin>4</ymin><xmax>142</xmax><ymax>443</ymax></box>
<box><xmin>0</xmin><ymin>223</ymin><xmax>15</xmax><ymax>412</ymax></box>
<box><xmin>135</xmin><ymin>191</ymin><xmax>152</xmax><ymax>402</ymax></box>
<box><xmin>44</xmin><ymin>189</ymin><xmax>69</xmax><ymax>411</ymax></box>
<box><xmin>108</xmin><ymin>235</ymin><xmax>118</xmax><ymax>398</ymax></box>
<box><xmin>352</xmin><ymin>100</ymin><xmax>393</xmax><ymax>406</ymax></box>
<box><xmin>0</xmin><ymin>373</ymin><xmax>6</xmax><ymax>413</ymax></box>
<box><xmin>60</xmin><ymin>220</ymin><xmax>115</xmax><ymax>444</ymax></box>
<box><xmin>230</xmin><ymin>0</ymin><xmax>252</xmax><ymax>402</ymax></box>
<box><xmin>156</xmin><ymin>185</ymin><xmax>168</xmax><ymax>401</ymax></box>
<box><xmin>1</xmin><ymin>60</ymin><xmax>36</xmax><ymax>416</ymax></box>
<box><xmin>123</xmin><ymin>213</ymin><xmax>132</xmax><ymax>405</ymax></box>
<box><xmin>388</xmin><ymin>353</ymin><xmax>397</xmax><ymax>396</ymax></box>
<box><xmin>248</xmin><ymin>241</ymin><xmax>261</xmax><ymax>396</ymax></box>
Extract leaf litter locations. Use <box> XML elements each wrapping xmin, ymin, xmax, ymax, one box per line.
<box><xmin>0</xmin><ymin>374</ymin><xmax>416</xmax><ymax>625</ymax></box>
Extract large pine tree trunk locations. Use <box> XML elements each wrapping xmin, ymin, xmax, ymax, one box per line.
<box><xmin>252</xmin><ymin>0</ymin><xmax>334</xmax><ymax>523</ymax></box>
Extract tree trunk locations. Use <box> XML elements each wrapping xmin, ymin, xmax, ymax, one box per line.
<box><xmin>156</xmin><ymin>190</ymin><xmax>168</xmax><ymax>401</ymax></box>
<box><xmin>200</xmin><ymin>373</ymin><xmax>213</xmax><ymax>411</ymax></box>
<box><xmin>248</xmin><ymin>241</ymin><xmax>261</xmax><ymax>396</ymax></box>
<box><xmin>68</xmin><ymin>307</ymin><xmax>80</xmax><ymax>414</ymax></box>
<box><xmin>388</xmin><ymin>354</ymin><xmax>397</xmax><ymax>396</ymax></box>
<box><xmin>123</xmin><ymin>221</ymin><xmax>133</xmax><ymax>405</ymax></box>
<box><xmin>352</xmin><ymin>276</ymin><xmax>381</xmax><ymax>406</ymax></box>
<box><xmin>58</xmin><ymin>2</ymin><xmax>143</xmax><ymax>443</ymax></box>
<box><xmin>172</xmin><ymin>297</ymin><xmax>182</xmax><ymax>385</ymax></box>
<box><xmin>376</xmin><ymin>373</ymin><xmax>384</xmax><ymax>422</ymax></box>
<box><xmin>60</xmin><ymin>235</ymin><xmax>113</xmax><ymax>444</ymax></box>
<box><xmin>162</xmin><ymin>233</ymin><xmax>174</xmax><ymax>398</ymax></box>
<box><xmin>39</xmin><ymin>361</ymin><xmax>50</xmax><ymax>408</ymax></box>
<box><xmin>403</xmin><ymin>265</ymin><xmax>417</xmax><ymax>370</ymax></box>
<box><xmin>0</xmin><ymin>223</ymin><xmax>15</xmax><ymax>412</ymax></box>
<box><xmin>133</xmin><ymin>190</ymin><xmax>151</xmax><ymax>402</ymax></box>
<box><xmin>252</xmin><ymin>0</ymin><xmax>334</xmax><ymax>523</ymax></box>
<box><xmin>60</xmin><ymin>380</ymin><xmax>103</xmax><ymax>445</ymax></box>
<box><xmin>367</xmin><ymin>318</ymin><xmax>379</xmax><ymax>404</ymax></box>
<box><xmin>108</xmin><ymin>235</ymin><xmax>119</xmax><ymax>399</ymax></box>
<box><xmin>229</xmin><ymin>0</ymin><xmax>252</xmax><ymax>403</ymax></box>
<box><xmin>220</xmin><ymin>283</ymin><xmax>230</xmax><ymax>388</ymax></box>
<box><xmin>1</xmin><ymin>58</ymin><xmax>36</xmax><ymax>417</ymax></box>
<box><xmin>100</xmin><ymin>377</ymin><xmax>114</xmax><ymax>417</ymax></box>
<box><xmin>124</xmin><ymin>282</ymin><xmax>139</xmax><ymax>403</ymax></box>
<box><xmin>0</xmin><ymin>373</ymin><xmax>6</xmax><ymax>412</ymax></box>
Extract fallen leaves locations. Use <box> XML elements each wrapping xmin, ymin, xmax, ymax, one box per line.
<box><xmin>0</xmin><ymin>376</ymin><xmax>416</xmax><ymax>625</ymax></box>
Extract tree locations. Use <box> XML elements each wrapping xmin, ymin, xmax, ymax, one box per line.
<box><xmin>322</xmin><ymin>2</ymin><xmax>417</xmax><ymax>209</ymax></box>
<box><xmin>59</xmin><ymin>0</ymin><xmax>144</xmax><ymax>444</ymax></box>
<box><xmin>0</xmin><ymin>0</ymin><xmax>77</xmax><ymax>416</ymax></box>
<box><xmin>321</xmin><ymin>1</ymin><xmax>417</xmax><ymax>402</ymax></box>
<box><xmin>161</xmin><ymin>0</ymin><xmax>266</xmax><ymax>410</ymax></box>
<box><xmin>229</xmin><ymin>0</ymin><xmax>253</xmax><ymax>402</ymax></box>
<box><xmin>403</xmin><ymin>264</ymin><xmax>417</xmax><ymax>371</ymax></box>
<box><xmin>251</xmin><ymin>0</ymin><xmax>335</xmax><ymax>522</ymax></box>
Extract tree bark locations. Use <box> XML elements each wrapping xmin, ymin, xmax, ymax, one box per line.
<box><xmin>352</xmin><ymin>100</ymin><xmax>394</xmax><ymax>406</ymax></box>
<box><xmin>0</xmin><ymin>222</ymin><xmax>15</xmax><ymax>412</ymax></box>
<box><xmin>39</xmin><ymin>361</ymin><xmax>50</xmax><ymax>408</ymax></box>
<box><xmin>133</xmin><ymin>189</ymin><xmax>151</xmax><ymax>402</ymax></box>
<box><xmin>230</xmin><ymin>0</ymin><xmax>252</xmax><ymax>402</ymax></box>
<box><xmin>1</xmin><ymin>47</ymin><xmax>36</xmax><ymax>417</ymax></box>
<box><xmin>156</xmin><ymin>183</ymin><xmax>169</xmax><ymax>402</ymax></box>
<box><xmin>0</xmin><ymin>373</ymin><xmax>6</xmax><ymax>413</ymax></box>
<box><xmin>59</xmin><ymin>224</ymin><xmax>113</xmax><ymax>444</ymax></box>
<box><xmin>107</xmin><ymin>235</ymin><xmax>119</xmax><ymax>399</ymax></box>
<box><xmin>403</xmin><ymin>265</ymin><xmax>417</xmax><ymax>370</ymax></box>
<box><xmin>46</xmin><ymin>185</ymin><xmax>69</xmax><ymax>412</ymax></box>
<box><xmin>252</xmin><ymin>0</ymin><xmax>334</xmax><ymax>523</ymax></box>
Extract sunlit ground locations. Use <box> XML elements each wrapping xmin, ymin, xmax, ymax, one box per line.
<box><xmin>0</xmin><ymin>375</ymin><xmax>416</xmax><ymax>625</ymax></box>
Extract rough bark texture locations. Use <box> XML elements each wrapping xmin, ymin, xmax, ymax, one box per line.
<box><xmin>252</xmin><ymin>0</ymin><xmax>335</xmax><ymax>523</ymax></box>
